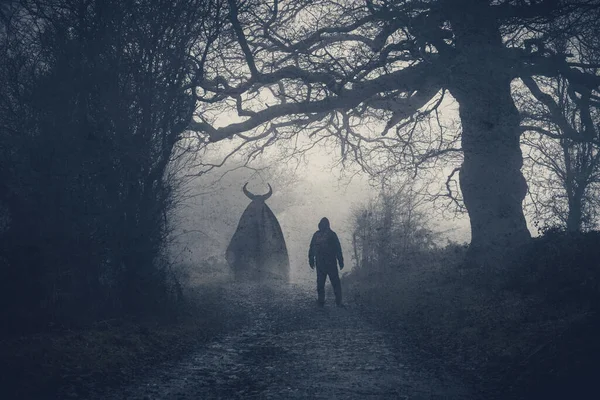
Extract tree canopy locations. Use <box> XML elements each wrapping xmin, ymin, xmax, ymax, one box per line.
<box><xmin>188</xmin><ymin>0</ymin><xmax>600</xmax><ymax>262</ymax></box>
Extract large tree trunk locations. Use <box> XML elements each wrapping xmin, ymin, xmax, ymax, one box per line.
<box><xmin>449</xmin><ymin>3</ymin><xmax>531</xmax><ymax>265</ymax></box>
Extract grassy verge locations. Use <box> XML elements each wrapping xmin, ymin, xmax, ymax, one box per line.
<box><xmin>347</xmin><ymin>233</ymin><xmax>600</xmax><ymax>399</ymax></box>
<box><xmin>0</xmin><ymin>283</ymin><xmax>249</xmax><ymax>399</ymax></box>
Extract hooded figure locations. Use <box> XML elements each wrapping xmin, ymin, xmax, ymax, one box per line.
<box><xmin>226</xmin><ymin>183</ymin><xmax>289</xmax><ymax>281</ymax></box>
<box><xmin>308</xmin><ymin>217</ymin><xmax>344</xmax><ymax>306</ymax></box>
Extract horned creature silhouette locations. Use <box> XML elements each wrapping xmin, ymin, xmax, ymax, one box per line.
<box><xmin>226</xmin><ymin>183</ymin><xmax>289</xmax><ymax>281</ymax></box>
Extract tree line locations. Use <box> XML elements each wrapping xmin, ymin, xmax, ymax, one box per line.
<box><xmin>0</xmin><ymin>0</ymin><xmax>213</xmax><ymax>333</ymax></box>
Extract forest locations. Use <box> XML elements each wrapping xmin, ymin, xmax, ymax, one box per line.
<box><xmin>1</xmin><ymin>0</ymin><xmax>600</xmax><ymax>399</ymax></box>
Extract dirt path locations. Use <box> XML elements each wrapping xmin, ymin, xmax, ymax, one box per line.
<box><xmin>97</xmin><ymin>283</ymin><xmax>474</xmax><ymax>399</ymax></box>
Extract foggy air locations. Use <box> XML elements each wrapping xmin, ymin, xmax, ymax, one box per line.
<box><xmin>1</xmin><ymin>1</ymin><xmax>599</xmax><ymax>399</ymax></box>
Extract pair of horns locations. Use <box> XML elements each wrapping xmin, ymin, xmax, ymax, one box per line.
<box><xmin>243</xmin><ymin>182</ymin><xmax>272</xmax><ymax>201</ymax></box>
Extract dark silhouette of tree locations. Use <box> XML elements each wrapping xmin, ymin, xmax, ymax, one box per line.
<box><xmin>0</xmin><ymin>0</ymin><xmax>218</xmax><ymax>332</ymax></box>
<box><xmin>188</xmin><ymin>0</ymin><xmax>600</xmax><ymax>264</ymax></box>
<box><xmin>519</xmin><ymin>75</ymin><xmax>600</xmax><ymax>232</ymax></box>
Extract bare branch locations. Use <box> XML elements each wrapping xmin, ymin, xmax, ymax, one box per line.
<box><xmin>189</xmin><ymin>62</ymin><xmax>442</xmax><ymax>142</ymax></box>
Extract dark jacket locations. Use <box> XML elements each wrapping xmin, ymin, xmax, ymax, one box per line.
<box><xmin>308</xmin><ymin>218</ymin><xmax>344</xmax><ymax>270</ymax></box>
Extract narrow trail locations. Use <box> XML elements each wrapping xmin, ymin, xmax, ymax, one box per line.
<box><xmin>98</xmin><ymin>283</ymin><xmax>474</xmax><ymax>399</ymax></box>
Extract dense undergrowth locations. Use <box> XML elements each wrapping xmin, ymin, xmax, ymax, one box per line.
<box><xmin>0</xmin><ymin>283</ymin><xmax>249</xmax><ymax>400</ymax></box>
<box><xmin>347</xmin><ymin>230</ymin><xmax>600</xmax><ymax>400</ymax></box>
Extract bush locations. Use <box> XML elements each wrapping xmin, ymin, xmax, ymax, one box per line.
<box><xmin>0</xmin><ymin>0</ymin><xmax>210</xmax><ymax>334</ymax></box>
<box><xmin>347</xmin><ymin>231</ymin><xmax>600</xmax><ymax>398</ymax></box>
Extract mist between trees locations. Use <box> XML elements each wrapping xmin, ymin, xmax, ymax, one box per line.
<box><xmin>1</xmin><ymin>0</ymin><xmax>600</xmax><ymax>339</ymax></box>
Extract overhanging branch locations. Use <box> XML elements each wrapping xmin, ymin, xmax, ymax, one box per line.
<box><xmin>189</xmin><ymin>62</ymin><xmax>442</xmax><ymax>142</ymax></box>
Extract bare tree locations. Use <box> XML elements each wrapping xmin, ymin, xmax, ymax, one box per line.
<box><xmin>518</xmin><ymin>74</ymin><xmax>600</xmax><ymax>232</ymax></box>
<box><xmin>351</xmin><ymin>181</ymin><xmax>435</xmax><ymax>271</ymax></box>
<box><xmin>186</xmin><ymin>0</ymin><xmax>600</xmax><ymax>264</ymax></box>
<box><xmin>516</xmin><ymin>37</ymin><xmax>600</xmax><ymax>232</ymax></box>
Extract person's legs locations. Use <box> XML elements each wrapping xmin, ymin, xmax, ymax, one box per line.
<box><xmin>328</xmin><ymin>267</ymin><xmax>342</xmax><ymax>306</ymax></box>
<box><xmin>316</xmin><ymin>267</ymin><xmax>327</xmax><ymax>305</ymax></box>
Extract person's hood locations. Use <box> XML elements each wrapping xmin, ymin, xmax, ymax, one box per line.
<box><xmin>318</xmin><ymin>217</ymin><xmax>330</xmax><ymax>231</ymax></box>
